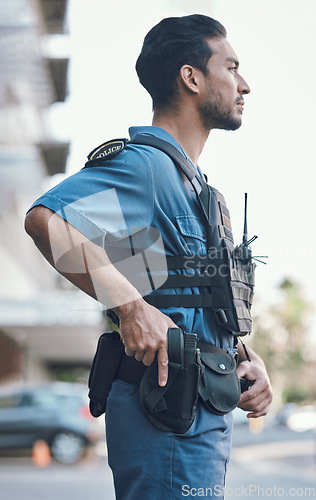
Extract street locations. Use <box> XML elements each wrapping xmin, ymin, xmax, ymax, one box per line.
<box><xmin>0</xmin><ymin>426</ymin><xmax>314</xmax><ymax>499</ymax></box>
<box><xmin>0</xmin><ymin>454</ymin><xmax>116</xmax><ymax>500</ymax></box>
<box><xmin>226</xmin><ymin>426</ymin><xmax>315</xmax><ymax>499</ymax></box>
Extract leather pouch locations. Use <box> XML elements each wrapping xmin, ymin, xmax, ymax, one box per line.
<box><xmin>198</xmin><ymin>342</ymin><xmax>241</xmax><ymax>415</ymax></box>
<box><xmin>88</xmin><ymin>331</ymin><xmax>124</xmax><ymax>417</ymax></box>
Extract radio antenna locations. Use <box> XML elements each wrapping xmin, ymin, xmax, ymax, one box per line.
<box><xmin>234</xmin><ymin>192</ymin><xmax>267</xmax><ymax>264</ymax></box>
<box><xmin>243</xmin><ymin>193</ymin><xmax>248</xmax><ymax>245</ymax></box>
<box><xmin>242</xmin><ymin>193</ymin><xmax>258</xmax><ymax>247</ymax></box>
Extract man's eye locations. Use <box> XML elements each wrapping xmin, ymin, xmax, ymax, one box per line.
<box><xmin>229</xmin><ymin>66</ymin><xmax>237</xmax><ymax>73</ymax></box>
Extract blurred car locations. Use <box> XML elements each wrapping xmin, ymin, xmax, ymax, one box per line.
<box><xmin>0</xmin><ymin>382</ymin><xmax>103</xmax><ymax>464</ymax></box>
<box><xmin>275</xmin><ymin>402</ymin><xmax>298</xmax><ymax>426</ymax></box>
<box><xmin>286</xmin><ymin>404</ymin><xmax>316</xmax><ymax>432</ymax></box>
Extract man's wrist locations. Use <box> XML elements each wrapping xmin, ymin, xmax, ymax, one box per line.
<box><xmin>237</xmin><ymin>339</ymin><xmax>252</xmax><ymax>363</ymax></box>
<box><xmin>237</xmin><ymin>340</ymin><xmax>264</xmax><ymax>366</ymax></box>
<box><xmin>113</xmin><ymin>297</ymin><xmax>147</xmax><ymax>321</ymax></box>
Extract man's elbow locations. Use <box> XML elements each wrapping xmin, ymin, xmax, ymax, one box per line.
<box><xmin>24</xmin><ymin>205</ymin><xmax>53</xmax><ymax>247</ymax></box>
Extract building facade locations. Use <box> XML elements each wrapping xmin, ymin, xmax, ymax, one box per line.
<box><xmin>0</xmin><ymin>0</ymin><xmax>104</xmax><ymax>384</ymax></box>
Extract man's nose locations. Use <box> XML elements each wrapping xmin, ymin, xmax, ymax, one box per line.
<box><xmin>238</xmin><ymin>75</ymin><xmax>250</xmax><ymax>95</ymax></box>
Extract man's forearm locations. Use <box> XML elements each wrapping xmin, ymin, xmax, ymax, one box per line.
<box><xmin>25</xmin><ymin>206</ymin><xmax>143</xmax><ymax>309</ymax></box>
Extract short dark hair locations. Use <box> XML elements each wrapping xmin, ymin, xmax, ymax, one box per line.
<box><xmin>136</xmin><ymin>14</ymin><xmax>226</xmax><ymax>109</ymax></box>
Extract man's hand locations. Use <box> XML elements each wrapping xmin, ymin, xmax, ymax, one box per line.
<box><xmin>236</xmin><ymin>343</ymin><xmax>273</xmax><ymax>418</ymax></box>
<box><xmin>115</xmin><ymin>299</ymin><xmax>178</xmax><ymax>387</ymax></box>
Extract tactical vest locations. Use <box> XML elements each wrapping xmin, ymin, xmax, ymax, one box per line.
<box><xmin>85</xmin><ymin>134</ymin><xmax>256</xmax><ymax>336</ymax></box>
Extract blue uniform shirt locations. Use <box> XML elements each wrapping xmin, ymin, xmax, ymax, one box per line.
<box><xmin>30</xmin><ymin>125</ymin><xmax>235</xmax><ymax>350</ymax></box>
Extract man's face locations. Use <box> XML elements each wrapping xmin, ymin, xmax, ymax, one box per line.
<box><xmin>198</xmin><ymin>37</ymin><xmax>250</xmax><ymax>131</ymax></box>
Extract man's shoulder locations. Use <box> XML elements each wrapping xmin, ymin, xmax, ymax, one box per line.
<box><xmin>82</xmin><ymin>137</ymin><xmax>153</xmax><ymax>173</ymax></box>
<box><xmin>86</xmin><ymin>138</ymin><xmax>128</xmax><ymax>163</ymax></box>
<box><xmin>84</xmin><ymin>136</ymin><xmax>175</xmax><ymax>176</ymax></box>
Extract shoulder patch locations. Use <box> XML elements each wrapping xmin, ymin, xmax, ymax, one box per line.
<box><xmin>87</xmin><ymin>138</ymin><xmax>128</xmax><ymax>161</ymax></box>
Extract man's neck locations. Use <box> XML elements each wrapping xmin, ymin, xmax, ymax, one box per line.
<box><xmin>152</xmin><ymin>108</ymin><xmax>210</xmax><ymax>166</ymax></box>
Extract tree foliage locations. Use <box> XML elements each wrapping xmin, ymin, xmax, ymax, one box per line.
<box><xmin>249</xmin><ymin>278</ymin><xmax>315</xmax><ymax>404</ymax></box>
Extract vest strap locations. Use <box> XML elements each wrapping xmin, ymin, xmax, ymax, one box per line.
<box><xmin>144</xmin><ymin>293</ymin><xmax>213</xmax><ymax>308</ymax></box>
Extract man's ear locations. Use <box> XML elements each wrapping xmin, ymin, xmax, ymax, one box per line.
<box><xmin>179</xmin><ymin>65</ymin><xmax>202</xmax><ymax>95</ymax></box>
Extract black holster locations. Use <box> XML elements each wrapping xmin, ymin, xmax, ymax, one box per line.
<box><xmin>139</xmin><ymin>328</ymin><xmax>202</xmax><ymax>434</ymax></box>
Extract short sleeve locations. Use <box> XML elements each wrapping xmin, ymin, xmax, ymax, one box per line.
<box><xmin>28</xmin><ymin>147</ymin><xmax>154</xmax><ymax>247</ymax></box>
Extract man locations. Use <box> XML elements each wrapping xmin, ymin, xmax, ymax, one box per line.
<box><xmin>25</xmin><ymin>14</ymin><xmax>272</xmax><ymax>499</ymax></box>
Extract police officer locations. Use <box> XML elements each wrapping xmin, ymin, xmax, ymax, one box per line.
<box><xmin>25</xmin><ymin>14</ymin><xmax>273</xmax><ymax>500</ymax></box>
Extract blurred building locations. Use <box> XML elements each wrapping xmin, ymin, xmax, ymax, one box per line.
<box><xmin>0</xmin><ymin>0</ymin><xmax>104</xmax><ymax>384</ymax></box>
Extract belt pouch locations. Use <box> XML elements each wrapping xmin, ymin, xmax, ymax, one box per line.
<box><xmin>88</xmin><ymin>331</ymin><xmax>124</xmax><ymax>417</ymax></box>
<box><xmin>139</xmin><ymin>328</ymin><xmax>202</xmax><ymax>434</ymax></box>
<box><xmin>198</xmin><ymin>342</ymin><xmax>241</xmax><ymax>415</ymax></box>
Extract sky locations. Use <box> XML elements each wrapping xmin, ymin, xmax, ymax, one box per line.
<box><xmin>48</xmin><ymin>0</ymin><xmax>316</xmax><ymax>340</ymax></box>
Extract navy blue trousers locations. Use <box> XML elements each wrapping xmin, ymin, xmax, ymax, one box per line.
<box><xmin>105</xmin><ymin>380</ymin><xmax>232</xmax><ymax>499</ymax></box>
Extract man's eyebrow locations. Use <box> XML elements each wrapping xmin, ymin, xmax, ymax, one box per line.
<box><xmin>226</xmin><ymin>57</ymin><xmax>239</xmax><ymax>67</ymax></box>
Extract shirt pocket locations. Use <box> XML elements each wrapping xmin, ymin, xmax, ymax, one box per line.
<box><xmin>175</xmin><ymin>215</ymin><xmax>207</xmax><ymax>255</ymax></box>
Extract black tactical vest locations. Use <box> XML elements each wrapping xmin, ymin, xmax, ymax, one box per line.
<box><xmin>85</xmin><ymin>134</ymin><xmax>256</xmax><ymax>337</ymax></box>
